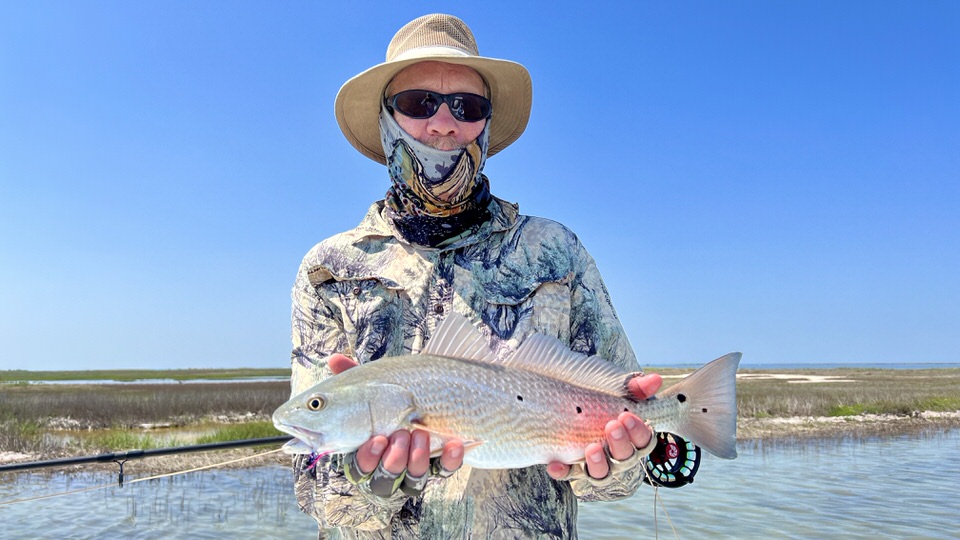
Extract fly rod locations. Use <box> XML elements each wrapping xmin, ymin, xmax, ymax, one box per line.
<box><xmin>0</xmin><ymin>436</ymin><xmax>293</xmax><ymax>485</ymax></box>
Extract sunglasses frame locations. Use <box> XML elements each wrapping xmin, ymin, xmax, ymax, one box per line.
<box><xmin>385</xmin><ymin>90</ymin><xmax>493</xmax><ymax>123</ymax></box>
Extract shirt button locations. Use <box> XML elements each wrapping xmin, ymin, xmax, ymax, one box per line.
<box><xmin>434</xmin><ymin>304</ymin><xmax>444</xmax><ymax>314</ymax></box>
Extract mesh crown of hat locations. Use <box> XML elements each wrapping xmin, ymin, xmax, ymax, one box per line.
<box><xmin>386</xmin><ymin>14</ymin><xmax>479</xmax><ymax>60</ymax></box>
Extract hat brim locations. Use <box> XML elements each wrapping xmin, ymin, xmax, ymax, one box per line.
<box><xmin>335</xmin><ymin>54</ymin><xmax>532</xmax><ymax>165</ymax></box>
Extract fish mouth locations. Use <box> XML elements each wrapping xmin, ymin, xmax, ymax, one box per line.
<box><xmin>274</xmin><ymin>423</ymin><xmax>324</xmax><ymax>452</ymax></box>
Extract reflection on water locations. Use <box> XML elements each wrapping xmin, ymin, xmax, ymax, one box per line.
<box><xmin>0</xmin><ymin>465</ymin><xmax>318</xmax><ymax>539</ymax></box>
<box><xmin>2</xmin><ymin>430</ymin><xmax>958</xmax><ymax>539</ymax></box>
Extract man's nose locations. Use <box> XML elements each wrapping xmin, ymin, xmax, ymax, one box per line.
<box><xmin>426</xmin><ymin>104</ymin><xmax>459</xmax><ymax>136</ymax></box>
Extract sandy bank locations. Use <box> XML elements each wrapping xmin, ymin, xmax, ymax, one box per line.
<box><xmin>660</xmin><ymin>372</ymin><xmax>858</xmax><ymax>384</ymax></box>
<box><xmin>738</xmin><ymin>410</ymin><xmax>960</xmax><ymax>439</ymax></box>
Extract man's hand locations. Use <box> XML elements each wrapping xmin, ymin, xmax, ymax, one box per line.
<box><xmin>546</xmin><ymin>372</ymin><xmax>662</xmax><ymax>480</ymax></box>
<box><xmin>329</xmin><ymin>353</ymin><xmax>465</xmax><ymax>488</ymax></box>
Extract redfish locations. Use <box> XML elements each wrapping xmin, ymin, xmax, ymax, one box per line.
<box><xmin>273</xmin><ymin>314</ymin><xmax>740</xmax><ymax>467</ymax></box>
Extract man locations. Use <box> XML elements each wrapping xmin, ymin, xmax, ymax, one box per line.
<box><xmin>290</xmin><ymin>14</ymin><xmax>662</xmax><ymax>539</ymax></box>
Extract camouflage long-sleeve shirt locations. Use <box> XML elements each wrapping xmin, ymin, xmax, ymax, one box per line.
<box><xmin>290</xmin><ymin>197</ymin><xmax>646</xmax><ymax>539</ymax></box>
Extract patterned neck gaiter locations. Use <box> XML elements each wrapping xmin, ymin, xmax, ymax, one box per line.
<box><xmin>379</xmin><ymin>109</ymin><xmax>492</xmax><ymax>247</ymax></box>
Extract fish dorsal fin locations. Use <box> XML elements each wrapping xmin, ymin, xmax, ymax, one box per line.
<box><xmin>423</xmin><ymin>313</ymin><xmax>498</xmax><ymax>364</ymax></box>
<box><xmin>504</xmin><ymin>333</ymin><xmax>634</xmax><ymax>398</ymax></box>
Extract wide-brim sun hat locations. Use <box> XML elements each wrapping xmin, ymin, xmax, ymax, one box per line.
<box><xmin>335</xmin><ymin>14</ymin><xmax>533</xmax><ymax>165</ymax></box>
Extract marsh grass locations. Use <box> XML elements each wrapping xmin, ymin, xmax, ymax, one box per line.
<box><xmin>87</xmin><ymin>430</ymin><xmax>177</xmax><ymax>450</ymax></box>
<box><xmin>69</xmin><ymin>422</ymin><xmax>284</xmax><ymax>450</ymax></box>
<box><xmin>1</xmin><ymin>382</ymin><xmax>286</xmax><ymax>427</ymax></box>
<box><xmin>1</xmin><ymin>382</ymin><xmax>289</xmax><ymax>455</ymax></box>
<box><xmin>727</xmin><ymin>368</ymin><xmax>960</xmax><ymax>418</ymax></box>
<box><xmin>195</xmin><ymin>421</ymin><xmax>284</xmax><ymax>444</ymax></box>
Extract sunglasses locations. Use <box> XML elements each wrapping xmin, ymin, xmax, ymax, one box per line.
<box><xmin>385</xmin><ymin>90</ymin><xmax>493</xmax><ymax>123</ymax></box>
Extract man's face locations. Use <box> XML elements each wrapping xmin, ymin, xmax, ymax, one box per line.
<box><xmin>386</xmin><ymin>61</ymin><xmax>488</xmax><ymax>151</ymax></box>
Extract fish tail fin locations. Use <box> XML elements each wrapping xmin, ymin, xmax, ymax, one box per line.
<box><xmin>660</xmin><ymin>352</ymin><xmax>741</xmax><ymax>459</ymax></box>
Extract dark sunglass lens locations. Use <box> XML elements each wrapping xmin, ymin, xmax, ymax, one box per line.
<box><xmin>393</xmin><ymin>91</ymin><xmax>430</xmax><ymax>118</ymax></box>
<box><xmin>449</xmin><ymin>96</ymin><xmax>465</xmax><ymax>119</ymax></box>
<box><xmin>457</xmin><ymin>95</ymin><xmax>490</xmax><ymax>122</ymax></box>
<box><xmin>418</xmin><ymin>92</ymin><xmax>440</xmax><ymax>116</ymax></box>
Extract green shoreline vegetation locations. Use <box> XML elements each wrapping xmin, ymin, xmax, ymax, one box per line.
<box><xmin>2</xmin><ymin>367</ymin><xmax>959</xmax><ymax>468</ymax></box>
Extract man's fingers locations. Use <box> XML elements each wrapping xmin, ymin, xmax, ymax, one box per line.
<box><xmin>358</xmin><ymin>432</ymin><xmax>466</xmax><ymax>481</ymax></box>
<box><xmin>438</xmin><ymin>439</ymin><xmax>464</xmax><ymax>473</ymax></box>
<box><xmin>329</xmin><ymin>353</ymin><xmax>358</xmax><ymax>375</ymax></box>
<box><xmin>584</xmin><ymin>443</ymin><xmax>609</xmax><ymax>479</ymax></box>
<box><xmin>381</xmin><ymin>431</ymin><xmax>410</xmax><ymax>475</ymax></box>
<box><xmin>355</xmin><ymin>435</ymin><xmax>389</xmax><ymax>474</ymax></box>
<box><xmin>546</xmin><ymin>461</ymin><xmax>570</xmax><ymax>480</ymax></box>
<box><xmin>628</xmin><ymin>373</ymin><xmax>662</xmax><ymax>400</ymax></box>
<box><xmin>619</xmin><ymin>412</ymin><xmax>653</xmax><ymax>449</ymax></box>
<box><xmin>604</xmin><ymin>419</ymin><xmax>635</xmax><ymax>462</ymax></box>
<box><xmin>407</xmin><ymin>430</ymin><xmax>431</xmax><ymax>477</ymax></box>
<box><xmin>547</xmin><ymin>414</ymin><xmax>655</xmax><ymax>483</ymax></box>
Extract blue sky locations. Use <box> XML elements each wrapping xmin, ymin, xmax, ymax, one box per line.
<box><xmin>2</xmin><ymin>1</ymin><xmax>957</xmax><ymax>371</ymax></box>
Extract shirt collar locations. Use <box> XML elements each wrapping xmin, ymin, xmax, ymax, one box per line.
<box><xmin>353</xmin><ymin>195</ymin><xmax>519</xmax><ymax>251</ymax></box>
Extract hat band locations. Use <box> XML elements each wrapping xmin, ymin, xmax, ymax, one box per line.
<box><xmin>392</xmin><ymin>45</ymin><xmax>474</xmax><ymax>62</ymax></box>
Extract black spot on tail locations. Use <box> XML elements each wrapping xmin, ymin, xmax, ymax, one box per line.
<box><xmin>517</xmin><ymin>395</ymin><xmax>523</xmax><ymax>402</ymax></box>
<box><xmin>576</xmin><ymin>406</ymin><xmax>582</xmax><ymax>414</ymax></box>
<box><xmin>677</xmin><ymin>393</ymin><xmax>687</xmax><ymax>403</ymax></box>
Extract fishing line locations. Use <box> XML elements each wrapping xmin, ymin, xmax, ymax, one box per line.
<box><xmin>125</xmin><ymin>447</ymin><xmax>283</xmax><ymax>485</ymax></box>
<box><xmin>0</xmin><ymin>481</ymin><xmax>117</xmax><ymax>507</ymax></box>
<box><xmin>652</xmin><ymin>484</ymin><xmax>659</xmax><ymax>540</ymax></box>
<box><xmin>640</xmin><ymin>452</ymin><xmax>680</xmax><ymax>540</ymax></box>
<box><xmin>0</xmin><ymin>448</ymin><xmax>283</xmax><ymax>508</ymax></box>
<box><xmin>640</xmin><ymin>454</ymin><xmax>662</xmax><ymax>538</ymax></box>
<box><xmin>655</xmin><ymin>487</ymin><xmax>680</xmax><ymax>540</ymax></box>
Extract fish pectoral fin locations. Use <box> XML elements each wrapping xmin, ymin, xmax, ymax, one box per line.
<box><xmin>407</xmin><ymin>419</ymin><xmax>485</xmax><ymax>457</ymax></box>
<box><xmin>462</xmin><ymin>439</ymin><xmax>484</xmax><ymax>452</ymax></box>
<box><xmin>427</xmin><ymin>439</ymin><xmax>484</xmax><ymax>459</ymax></box>
<box><xmin>406</xmin><ymin>418</ymin><xmax>451</xmax><ymax>440</ymax></box>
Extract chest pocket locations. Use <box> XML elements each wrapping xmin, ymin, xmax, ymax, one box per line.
<box><xmin>311</xmin><ymin>270</ymin><xmax>408</xmax><ymax>363</ymax></box>
<box><xmin>461</xmin><ymin>265</ymin><xmax>576</xmax><ymax>348</ymax></box>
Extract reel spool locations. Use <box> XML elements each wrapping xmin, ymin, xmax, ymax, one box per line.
<box><xmin>642</xmin><ymin>432</ymin><xmax>701</xmax><ymax>488</ymax></box>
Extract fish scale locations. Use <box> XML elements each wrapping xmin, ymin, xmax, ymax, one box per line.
<box><xmin>273</xmin><ymin>314</ymin><xmax>741</xmax><ymax>468</ymax></box>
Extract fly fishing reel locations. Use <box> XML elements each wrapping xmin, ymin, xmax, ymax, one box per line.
<box><xmin>642</xmin><ymin>432</ymin><xmax>700</xmax><ymax>488</ymax></box>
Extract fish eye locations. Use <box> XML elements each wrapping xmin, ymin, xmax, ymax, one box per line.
<box><xmin>307</xmin><ymin>396</ymin><xmax>325</xmax><ymax>411</ymax></box>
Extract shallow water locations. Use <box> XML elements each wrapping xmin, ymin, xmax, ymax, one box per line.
<box><xmin>579</xmin><ymin>429</ymin><xmax>960</xmax><ymax>539</ymax></box>
<box><xmin>0</xmin><ymin>465</ymin><xmax>318</xmax><ymax>539</ymax></box>
<box><xmin>1</xmin><ymin>430</ymin><xmax>957</xmax><ymax>539</ymax></box>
